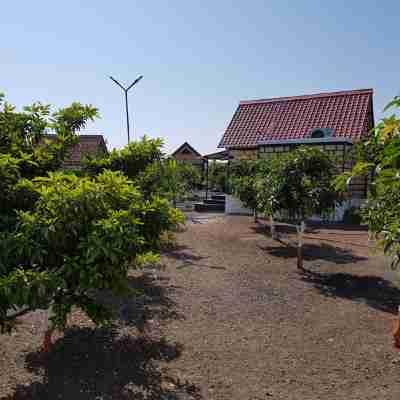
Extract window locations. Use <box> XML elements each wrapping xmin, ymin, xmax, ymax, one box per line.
<box><xmin>310</xmin><ymin>128</ymin><xmax>333</xmax><ymax>138</ymax></box>
<box><xmin>311</xmin><ymin>129</ymin><xmax>325</xmax><ymax>138</ymax></box>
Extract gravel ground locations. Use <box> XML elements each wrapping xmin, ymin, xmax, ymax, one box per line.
<box><xmin>1</xmin><ymin>215</ymin><xmax>400</xmax><ymax>399</ymax></box>
<box><xmin>160</xmin><ymin>216</ymin><xmax>400</xmax><ymax>399</ymax></box>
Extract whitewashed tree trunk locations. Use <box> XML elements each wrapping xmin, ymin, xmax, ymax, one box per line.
<box><xmin>42</xmin><ymin>305</ymin><xmax>55</xmax><ymax>352</ymax></box>
<box><xmin>296</xmin><ymin>220</ymin><xmax>306</xmax><ymax>269</ymax></box>
<box><xmin>270</xmin><ymin>215</ymin><xmax>276</xmax><ymax>240</ymax></box>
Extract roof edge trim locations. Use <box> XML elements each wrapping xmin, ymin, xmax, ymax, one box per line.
<box><xmin>240</xmin><ymin>88</ymin><xmax>373</xmax><ymax>106</ymax></box>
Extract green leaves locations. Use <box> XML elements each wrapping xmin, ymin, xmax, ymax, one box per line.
<box><xmin>51</xmin><ymin>102</ymin><xmax>99</xmax><ymax>135</ymax></box>
<box><xmin>231</xmin><ymin>159</ymin><xmax>270</xmax><ymax>212</ymax></box>
<box><xmin>140</xmin><ymin>158</ymin><xmax>202</xmax><ymax>203</ymax></box>
<box><xmin>0</xmin><ymin>168</ymin><xmax>183</xmax><ymax>332</ymax></box>
<box><xmin>0</xmin><ymin>94</ymin><xmax>100</xmax><ymax>227</ymax></box>
<box><xmin>0</xmin><ymin>94</ymin><xmax>184</xmax><ymax>335</ymax></box>
<box><xmin>258</xmin><ymin>147</ymin><xmax>338</xmax><ymax>221</ymax></box>
<box><xmin>383</xmin><ymin>96</ymin><xmax>400</xmax><ymax>112</ymax></box>
<box><xmin>83</xmin><ymin>135</ymin><xmax>164</xmax><ymax>179</ymax></box>
<box><xmin>336</xmin><ymin>97</ymin><xmax>400</xmax><ymax>268</ymax></box>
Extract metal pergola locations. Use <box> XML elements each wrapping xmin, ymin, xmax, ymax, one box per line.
<box><xmin>203</xmin><ymin>150</ymin><xmax>233</xmax><ymax>199</ymax></box>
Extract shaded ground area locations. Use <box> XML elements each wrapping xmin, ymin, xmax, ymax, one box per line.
<box><xmin>1</xmin><ymin>215</ymin><xmax>400</xmax><ymax>399</ymax></box>
<box><xmin>0</xmin><ymin>273</ymin><xmax>200</xmax><ymax>399</ymax></box>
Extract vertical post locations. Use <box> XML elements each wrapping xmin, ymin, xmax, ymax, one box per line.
<box><xmin>270</xmin><ymin>215</ymin><xmax>276</xmax><ymax>239</ymax></box>
<box><xmin>226</xmin><ymin>159</ymin><xmax>230</xmax><ymax>194</ymax></box>
<box><xmin>109</xmin><ymin>75</ymin><xmax>142</xmax><ymax>145</ymax></box>
<box><xmin>297</xmin><ymin>220</ymin><xmax>305</xmax><ymax>269</ymax></box>
<box><xmin>125</xmin><ymin>90</ymin><xmax>130</xmax><ymax>144</ymax></box>
<box><xmin>205</xmin><ymin>159</ymin><xmax>209</xmax><ymax>200</ymax></box>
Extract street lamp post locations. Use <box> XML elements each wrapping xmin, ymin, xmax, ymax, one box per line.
<box><xmin>109</xmin><ymin>75</ymin><xmax>143</xmax><ymax>144</ymax></box>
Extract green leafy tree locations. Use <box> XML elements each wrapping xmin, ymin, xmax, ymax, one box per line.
<box><xmin>0</xmin><ymin>94</ymin><xmax>98</xmax><ymax>178</ymax></box>
<box><xmin>177</xmin><ymin>162</ymin><xmax>203</xmax><ymax>192</ymax></box>
<box><xmin>0</xmin><ymin>171</ymin><xmax>184</xmax><ymax>349</ymax></box>
<box><xmin>141</xmin><ymin>159</ymin><xmax>202</xmax><ymax>205</ymax></box>
<box><xmin>259</xmin><ymin>147</ymin><xmax>338</xmax><ymax>221</ymax></box>
<box><xmin>0</xmin><ymin>93</ymin><xmax>98</xmax><ymax>227</ymax></box>
<box><xmin>259</xmin><ymin>147</ymin><xmax>338</xmax><ymax>268</ymax></box>
<box><xmin>208</xmin><ymin>162</ymin><xmax>227</xmax><ymax>192</ymax></box>
<box><xmin>230</xmin><ymin>159</ymin><xmax>270</xmax><ymax>221</ymax></box>
<box><xmin>83</xmin><ymin>135</ymin><xmax>164</xmax><ymax>179</ymax></box>
<box><xmin>0</xmin><ymin>95</ymin><xmax>184</xmax><ymax>351</ymax></box>
<box><xmin>335</xmin><ymin>97</ymin><xmax>400</xmax><ymax>268</ymax></box>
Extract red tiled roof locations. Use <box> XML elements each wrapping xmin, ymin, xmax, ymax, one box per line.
<box><xmin>44</xmin><ymin>134</ymin><xmax>107</xmax><ymax>168</ymax></box>
<box><xmin>66</xmin><ymin>134</ymin><xmax>107</xmax><ymax>168</ymax></box>
<box><xmin>219</xmin><ymin>89</ymin><xmax>374</xmax><ymax>148</ymax></box>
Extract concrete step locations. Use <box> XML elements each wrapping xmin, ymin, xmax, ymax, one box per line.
<box><xmin>194</xmin><ymin>202</ymin><xmax>225</xmax><ymax>212</ymax></box>
<box><xmin>204</xmin><ymin>199</ymin><xmax>226</xmax><ymax>205</ymax></box>
<box><xmin>211</xmin><ymin>194</ymin><xmax>226</xmax><ymax>201</ymax></box>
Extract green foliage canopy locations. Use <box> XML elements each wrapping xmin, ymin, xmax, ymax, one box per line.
<box><xmin>230</xmin><ymin>159</ymin><xmax>270</xmax><ymax>212</ymax></box>
<box><xmin>335</xmin><ymin>97</ymin><xmax>400</xmax><ymax>267</ymax></box>
<box><xmin>0</xmin><ymin>94</ymin><xmax>184</xmax><ymax>336</ymax></box>
<box><xmin>0</xmin><ymin>93</ymin><xmax>99</xmax><ymax>227</ymax></box>
<box><xmin>0</xmin><ymin>171</ymin><xmax>184</xmax><ymax>332</ymax></box>
<box><xmin>83</xmin><ymin>135</ymin><xmax>164</xmax><ymax>179</ymax></box>
<box><xmin>207</xmin><ymin>162</ymin><xmax>227</xmax><ymax>192</ymax></box>
<box><xmin>140</xmin><ymin>159</ymin><xmax>202</xmax><ymax>203</ymax></box>
<box><xmin>258</xmin><ymin>147</ymin><xmax>338</xmax><ymax>221</ymax></box>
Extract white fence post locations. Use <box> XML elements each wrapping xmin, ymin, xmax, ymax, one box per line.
<box><xmin>296</xmin><ymin>220</ymin><xmax>305</xmax><ymax>269</ymax></box>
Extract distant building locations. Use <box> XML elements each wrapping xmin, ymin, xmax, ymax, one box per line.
<box><xmin>44</xmin><ymin>134</ymin><xmax>107</xmax><ymax>169</ymax></box>
<box><xmin>171</xmin><ymin>142</ymin><xmax>205</xmax><ymax>172</ymax></box>
<box><xmin>219</xmin><ymin>88</ymin><xmax>374</xmax><ymax>199</ymax></box>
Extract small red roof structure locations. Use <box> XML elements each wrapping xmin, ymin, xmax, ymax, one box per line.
<box><xmin>219</xmin><ymin>89</ymin><xmax>374</xmax><ymax>148</ymax></box>
<box><xmin>171</xmin><ymin>142</ymin><xmax>203</xmax><ymax>159</ymax></box>
<box><xmin>66</xmin><ymin>134</ymin><xmax>107</xmax><ymax>168</ymax></box>
<box><xmin>171</xmin><ymin>142</ymin><xmax>204</xmax><ymax>171</ymax></box>
<box><xmin>44</xmin><ymin>134</ymin><xmax>107</xmax><ymax>169</ymax></box>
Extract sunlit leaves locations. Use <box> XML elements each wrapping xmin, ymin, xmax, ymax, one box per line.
<box><xmin>83</xmin><ymin>135</ymin><xmax>164</xmax><ymax>179</ymax></box>
<box><xmin>336</xmin><ymin>97</ymin><xmax>400</xmax><ymax>268</ymax></box>
<box><xmin>258</xmin><ymin>147</ymin><xmax>338</xmax><ymax>221</ymax></box>
<box><xmin>0</xmin><ymin>170</ymin><xmax>183</xmax><ymax>331</ymax></box>
<box><xmin>231</xmin><ymin>159</ymin><xmax>271</xmax><ymax>212</ymax></box>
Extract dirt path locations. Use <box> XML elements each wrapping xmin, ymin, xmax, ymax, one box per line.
<box><xmin>160</xmin><ymin>216</ymin><xmax>400</xmax><ymax>399</ymax></box>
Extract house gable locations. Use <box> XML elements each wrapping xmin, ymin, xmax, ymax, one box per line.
<box><xmin>43</xmin><ymin>134</ymin><xmax>108</xmax><ymax>169</ymax></box>
<box><xmin>171</xmin><ymin>142</ymin><xmax>203</xmax><ymax>161</ymax></box>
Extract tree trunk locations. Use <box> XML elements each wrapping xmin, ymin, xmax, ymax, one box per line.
<box><xmin>270</xmin><ymin>215</ymin><xmax>276</xmax><ymax>239</ymax></box>
<box><xmin>296</xmin><ymin>221</ymin><xmax>305</xmax><ymax>269</ymax></box>
<box><xmin>254</xmin><ymin>210</ymin><xmax>258</xmax><ymax>223</ymax></box>
<box><xmin>393</xmin><ymin>306</ymin><xmax>400</xmax><ymax>348</ymax></box>
<box><xmin>42</xmin><ymin>328</ymin><xmax>54</xmax><ymax>353</ymax></box>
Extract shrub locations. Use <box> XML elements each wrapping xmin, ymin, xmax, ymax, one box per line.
<box><xmin>0</xmin><ymin>170</ymin><xmax>184</xmax><ymax>334</ymax></box>
<box><xmin>140</xmin><ymin>159</ymin><xmax>202</xmax><ymax>203</ymax></box>
<box><xmin>335</xmin><ymin>96</ymin><xmax>400</xmax><ymax>268</ymax></box>
<box><xmin>83</xmin><ymin>136</ymin><xmax>164</xmax><ymax>179</ymax></box>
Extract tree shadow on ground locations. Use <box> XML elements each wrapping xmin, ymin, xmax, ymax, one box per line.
<box><xmin>300</xmin><ymin>268</ymin><xmax>400</xmax><ymax>315</ymax></box>
<box><xmin>99</xmin><ymin>273</ymin><xmax>184</xmax><ymax>334</ymax></box>
<box><xmin>2</xmin><ymin>327</ymin><xmax>201</xmax><ymax>400</ymax></box>
<box><xmin>252</xmin><ymin>223</ymin><xmax>369</xmax><ymax>239</ymax></box>
<box><xmin>259</xmin><ymin>242</ymin><xmax>367</xmax><ymax>265</ymax></box>
<box><xmin>164</xmin><ymin>245</ymin><xmax>226</xmax><ymax>271</ymax></box>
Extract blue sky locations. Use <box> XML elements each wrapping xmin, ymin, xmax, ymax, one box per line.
<box><xmin>1</xmin><ymin>1</ymin><xmax>399</xmax><ymax>154</ymax></box>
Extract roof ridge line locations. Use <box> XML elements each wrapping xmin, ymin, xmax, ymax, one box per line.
<box><xmin>239</xmin><ymin>88</ymin><xmax>373</xmax><ymax>105</ymax></box>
